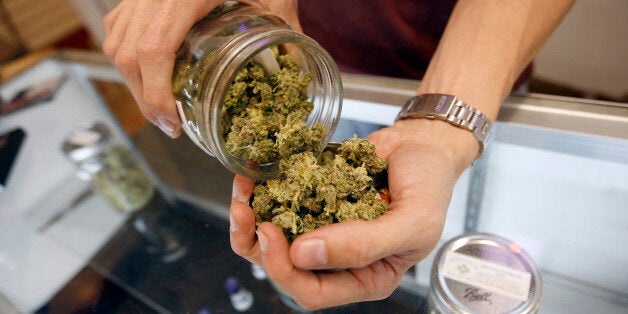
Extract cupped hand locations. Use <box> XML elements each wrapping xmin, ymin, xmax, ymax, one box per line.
<box><xmin>229</xmin><ymin>119</ymin><xmax>478</xmax><ymax>310</ymax></box>
<box><xmin>102</xmin><ymin>0</ymin><xmax>301</xmax><ymax>138</ymax></box>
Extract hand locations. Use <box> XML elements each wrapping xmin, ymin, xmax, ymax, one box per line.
<box><xmin>102</xmin><ymin>0</ymin><xmax>301</xmax><ymax>138</ymax></box>
<box><xmin>230</xmin><ymin>119</ymin><xmax>477</xmax><ymax>309</ymax></box>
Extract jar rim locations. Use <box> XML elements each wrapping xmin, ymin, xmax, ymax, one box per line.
<box><xmin>62</xmin><ymin>121</ymin><xmax>113</xmax><ymax>163</ymax></box>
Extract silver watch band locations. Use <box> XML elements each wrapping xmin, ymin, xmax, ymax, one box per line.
<box><xmin>395</xmin><ymin>94</ymin><xmax>493</xmax><ymax>156</ymax></box>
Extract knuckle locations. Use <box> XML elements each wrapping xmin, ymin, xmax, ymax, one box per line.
<box><xmin>101</xmin><ymin>38</ymin><xmax>117</xmax><ymax>59</ymax></box>
<box><xmin>293</xmin><ymin>294</ymin><xmax>324</xmax><ymax>311</ymax></box>
<box><xmin>136</xmin><ymin>38</ymin><xmax>166</xmax><ymax>61</ymax></box>
<box><xmin>142</xmin><ymin>90</ymin><xmax>168</xmax><ymax>108</ymax></box>
<box><xmin>230</xmin><ymin>244</ymin><xmax>245</xmax><ymax>257</ymax></box>
<box><xmin>373</xmin><ymin>283</ymin><xmax>396</xmax><ymax>301</ymax></box>
<box><xmin>137</xmin><ymin>104</ymin><xmax>155</xmax><ymax>121</ymax></box>
<box><xmin>113</xmin><ymin>48</ymin><xmax>137</xmax><ymax>71</ymax></box>
<box><xmin>268</xmin><ymin>268</ymin><xmax>292</xmax><ymax>284</ymax></box>
<box><xmin>229</xmin><ymin>238</ymin><xmax>253</xmax><ymax>258</ymax></box>
<box><xmin>229</xmin><ymin>241</ymin><xmax>246</xmax><ymax>257</ymax></box>
<box><xmin>102</xmin><ymin>14</ymin><xmax>114</xmax><ymax>28</ymax></box>
<box><xmin>352</xmin><ymin>237</ymin><xmax>375</xmax><ymax>268</ymax></box>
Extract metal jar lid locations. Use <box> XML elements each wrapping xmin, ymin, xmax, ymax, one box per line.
<box><xmin>62</xmin><ymin>121</ymin><xmax>113</xmax><ymax>163</ymax></box>
<box><xmin>429</xmin><ymin>233</ymin><xmax>542</xmax><ymax>314</ymax></box>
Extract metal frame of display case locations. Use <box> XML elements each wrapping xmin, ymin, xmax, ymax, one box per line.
<box><xmin>342</xmin><ymin>72</ymin><xmax>628</xmax><ymax>230</ymax></box>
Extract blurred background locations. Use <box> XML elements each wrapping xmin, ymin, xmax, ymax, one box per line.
<box><xmin>0</xmin><ymin>1</ymin><xmax>626</xmax><ymax>313</ymax></box>
<box><xmin>1</xmin><ymin>0</ymin><xmax>627</xmax><ymax>104</ymax></box>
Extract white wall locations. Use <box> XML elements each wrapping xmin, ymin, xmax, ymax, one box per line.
<box><xmin>67</xmin><ymin>0</ymin><xmax>120</xmax><ymax>46</ymax></box>
<box><xmin>533</xmin><ymin>0</ymin><xmax>628</xmax><ymax>98</ymax></box>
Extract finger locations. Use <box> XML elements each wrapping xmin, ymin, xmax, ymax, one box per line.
<box><xmin>115</xmin><ymin>2</ymin><xmax>156</xmax><ymax>110</ymax></box>
<box><xmin>229</xmin><ymin>176</ymin><xmax>260</xmax><ymax>264</ymax></box>
<box><xmin>102</xmin><ymin>0</ymin><xmax>137</xmax><ymax>60</ymax></box>
<box><xmin>101</xmin><ymin>1</ymin><xmax>158</xmax><ymax>123</ymax></box>
<box><xmin>239</xmin><ymin>0</ymin><xmax>302</xmax><ymax>31</ymax></box>
<box><xmin>266</xmin><ymin>0</ymin><xmax>303</xmax><ymax>32</ymax></box>
<box><xmin>257</xmin><ymin>222</ymin><xmax>399</xmax><ymax>310</ymax></box>
<box><xmin>229</xmin><ymin>199</ymin><xmax>260</xmax><ymax>264</ymax></box>
<box><xmin>103</xmin><ymin>2</ymin><xmax>123</xmax><ymax>34</ymax></box>
<box><xmin>232</xmin><ymin>174</ymin><xmax>255</xmax><ymax>202</ymax></box>
<box><xmin>290</xmin><ymin>200</ymin><xmax>441</xmax><ymax>270</ymax></box>
<box><xmin>136</xmin><ymin>1</ymin><xmax>223</xmax><ymax>137</ymax></box>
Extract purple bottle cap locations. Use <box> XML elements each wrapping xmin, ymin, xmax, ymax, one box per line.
<box><xmin>224</xmin><ymin>277</ymin><xmax>241</xmax><ymax>294</ymax></box>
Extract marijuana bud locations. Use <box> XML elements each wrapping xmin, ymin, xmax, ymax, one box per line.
<box><xmin>221</xmin><ymin>47</ymin><xmax>325</xmax><ymax>164</ymax></box>
<box><xmin>252</xmin><ymin>137</ymin><xmax>389</xmax><ymax>242</ymax></box>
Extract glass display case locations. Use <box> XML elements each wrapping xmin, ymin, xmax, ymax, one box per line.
<box><xmin>0</xmin><ymin>52</ymin><xmax>626</xmax><ymax>313</ymax></box>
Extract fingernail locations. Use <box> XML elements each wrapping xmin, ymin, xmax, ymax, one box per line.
<box><xmin>229</xmin><ymin>212</ymin><xmax>239</xmax><ymax>233</ymax></box>
<box><xmin>157</xmin><ymin>117</ymin><xmax>176</xmax><ymax>138</ymax></box>
<box><xmin>257</xmin><ymin>229</ymin><xmax>269</xmax><ymax>252</ymax></box>
<box><xmin>296</xmin><ymin>238</ymin><xmax>327</xmax><ymax>268</ymax></box>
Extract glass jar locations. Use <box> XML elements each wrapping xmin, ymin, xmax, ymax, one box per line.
<box><xmin>172</xmin><ymin>2</ymin><xmax>342</xmax><ymax>180</ymax></box>
<box><xmin>62</xmin><ymin>121</ymin><xmax>155</xmax><ymax>213</ymax></box>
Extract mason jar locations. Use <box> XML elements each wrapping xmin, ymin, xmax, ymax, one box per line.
<box><xmin>62</xmin><ymin>121</ymin><xmax>155</xmax><ymax>213</ymax></box>
<box><xmin>172</xmin><ymin>2</ymin><xmax>342</xmax><ymax>180</ymax></box>
<box><xmin>428</xmin><ymin>233</ymin><xmax>543</xmax><ymax>314</ymax></box>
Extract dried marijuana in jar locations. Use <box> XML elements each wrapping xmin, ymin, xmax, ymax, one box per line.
<box><xmin>221</xmin><ymin>48</ymin><xmax>326</xmax><ymax>164</ymax></box>
<box><xmin>172</xmin><ymin>2</ymin><xmax>342</xmax><ymax>180</ymax></box>
<box><xmin>251</xmin><ymin>137</ymin><xmax>389</xmax><ymax>242</ymax></box>
<box><xmin>62</xmin><ymin>122</ymin><xmax>155</xmax><ymax>213</ymax></box>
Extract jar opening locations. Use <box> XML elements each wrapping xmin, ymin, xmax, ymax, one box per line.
<box><xmin>203</xmin><ymin>29</ymin><xmax>342</xmax><ymax>180</ymax></box>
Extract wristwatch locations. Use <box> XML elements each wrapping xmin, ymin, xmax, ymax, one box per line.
<box><xmin>395</xmin><ymin>94</ymin><xmax>493</xmax><ymax>157</ymax></box>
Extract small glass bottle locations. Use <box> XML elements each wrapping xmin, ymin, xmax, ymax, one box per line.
<box><xmin>172</xmin><ymin>2</ymin><xmax>342</xmax><ymax>180</ymax></box>
<box><xmin>62</xmin><ymin>121</ymin><xmax>155</xmax><ymax>213</ymax></box>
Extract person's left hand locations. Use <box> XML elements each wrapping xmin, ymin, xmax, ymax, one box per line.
<box><xmin>229</xmin><ymin>118</ymin><xmax>476</xmax><ymax>310</ymax></box>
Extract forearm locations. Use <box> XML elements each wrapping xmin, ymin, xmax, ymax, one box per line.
<box><xmin>417</xmin><ymin>0</ymin><xmax>575</xmax><ymax>119</ymax></box>
<box><xmin>397</xmin><ymin>0</ymin><xmax>574</xmax><ymax>171</ymax></box>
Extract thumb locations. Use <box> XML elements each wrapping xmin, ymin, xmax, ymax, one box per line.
<box><xmin>288</xmin><ymin>207</ymin><xmax>432</xmax><ymax>270</ymax></box>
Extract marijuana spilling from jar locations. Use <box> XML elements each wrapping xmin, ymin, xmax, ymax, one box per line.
<box><xmin>171</xmin><ymin>3</ymin><xmax>389</xmax><ymax>239</ymax></box>
<box><xmin>220</xmin><ymin>47</ymin><xmax>326</xmax><ymax>164</ymax></box>
<box><xmin>172</xmin><ymin>2</ymin><xmax>342</xmax><ymax>180</ymax></box>
<box><xmin>253</xmin><ymin>138</ymin><xmax>389</xmax><ymax>241</ymax></box>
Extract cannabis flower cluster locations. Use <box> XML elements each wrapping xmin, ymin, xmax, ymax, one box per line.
<box><xmin>252</xmin><ymin>138</ymin><xmax>389</xmax><ymax>241</ymax></box>
<box><xmin>221</xmin><ymin>48</ymin><xmax>325</xmax><ymax>164</ymax></box>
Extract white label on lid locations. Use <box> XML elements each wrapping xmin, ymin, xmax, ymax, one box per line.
<box><xmin>442</xmin><ymin>251</ymin><xmax>532</xmax><ymax>302</ymax></box>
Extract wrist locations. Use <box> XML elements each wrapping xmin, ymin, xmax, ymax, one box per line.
<box><xmin>396</xmin><ymin>94</ymin><xmax>492</xmax><ymax>156</ymax></box>
<box><xmin>392</xmin><ymin>118</ymin><xmax>479</xmax><ymax>175</ymax></box>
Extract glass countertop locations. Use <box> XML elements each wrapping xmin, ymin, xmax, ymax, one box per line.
<box><xmin>0</xmin><ymin>52</ymin><xmax>626</xmax><ymax>313</ymax></box>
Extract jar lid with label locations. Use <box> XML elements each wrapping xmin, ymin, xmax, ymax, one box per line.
<box><xmin>429</xmin><ymin>233</ymin><xmax>542</xmax><ymax>314</ymax></box>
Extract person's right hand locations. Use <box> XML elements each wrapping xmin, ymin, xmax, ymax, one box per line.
<box><xmin>102</xmin><ymin>0</ymin><xmax>301</xmax><ymax>138</ymax></box>
<box><xmin>103</xmin><ymin>0</ymin><xmax>225</xmax><ymax>137</ymax></box>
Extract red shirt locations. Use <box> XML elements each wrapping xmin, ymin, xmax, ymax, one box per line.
<box><xmin>297</xmin><ymin>1</ymin><xmax>531</xmax><ymax>88</ymax></box>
